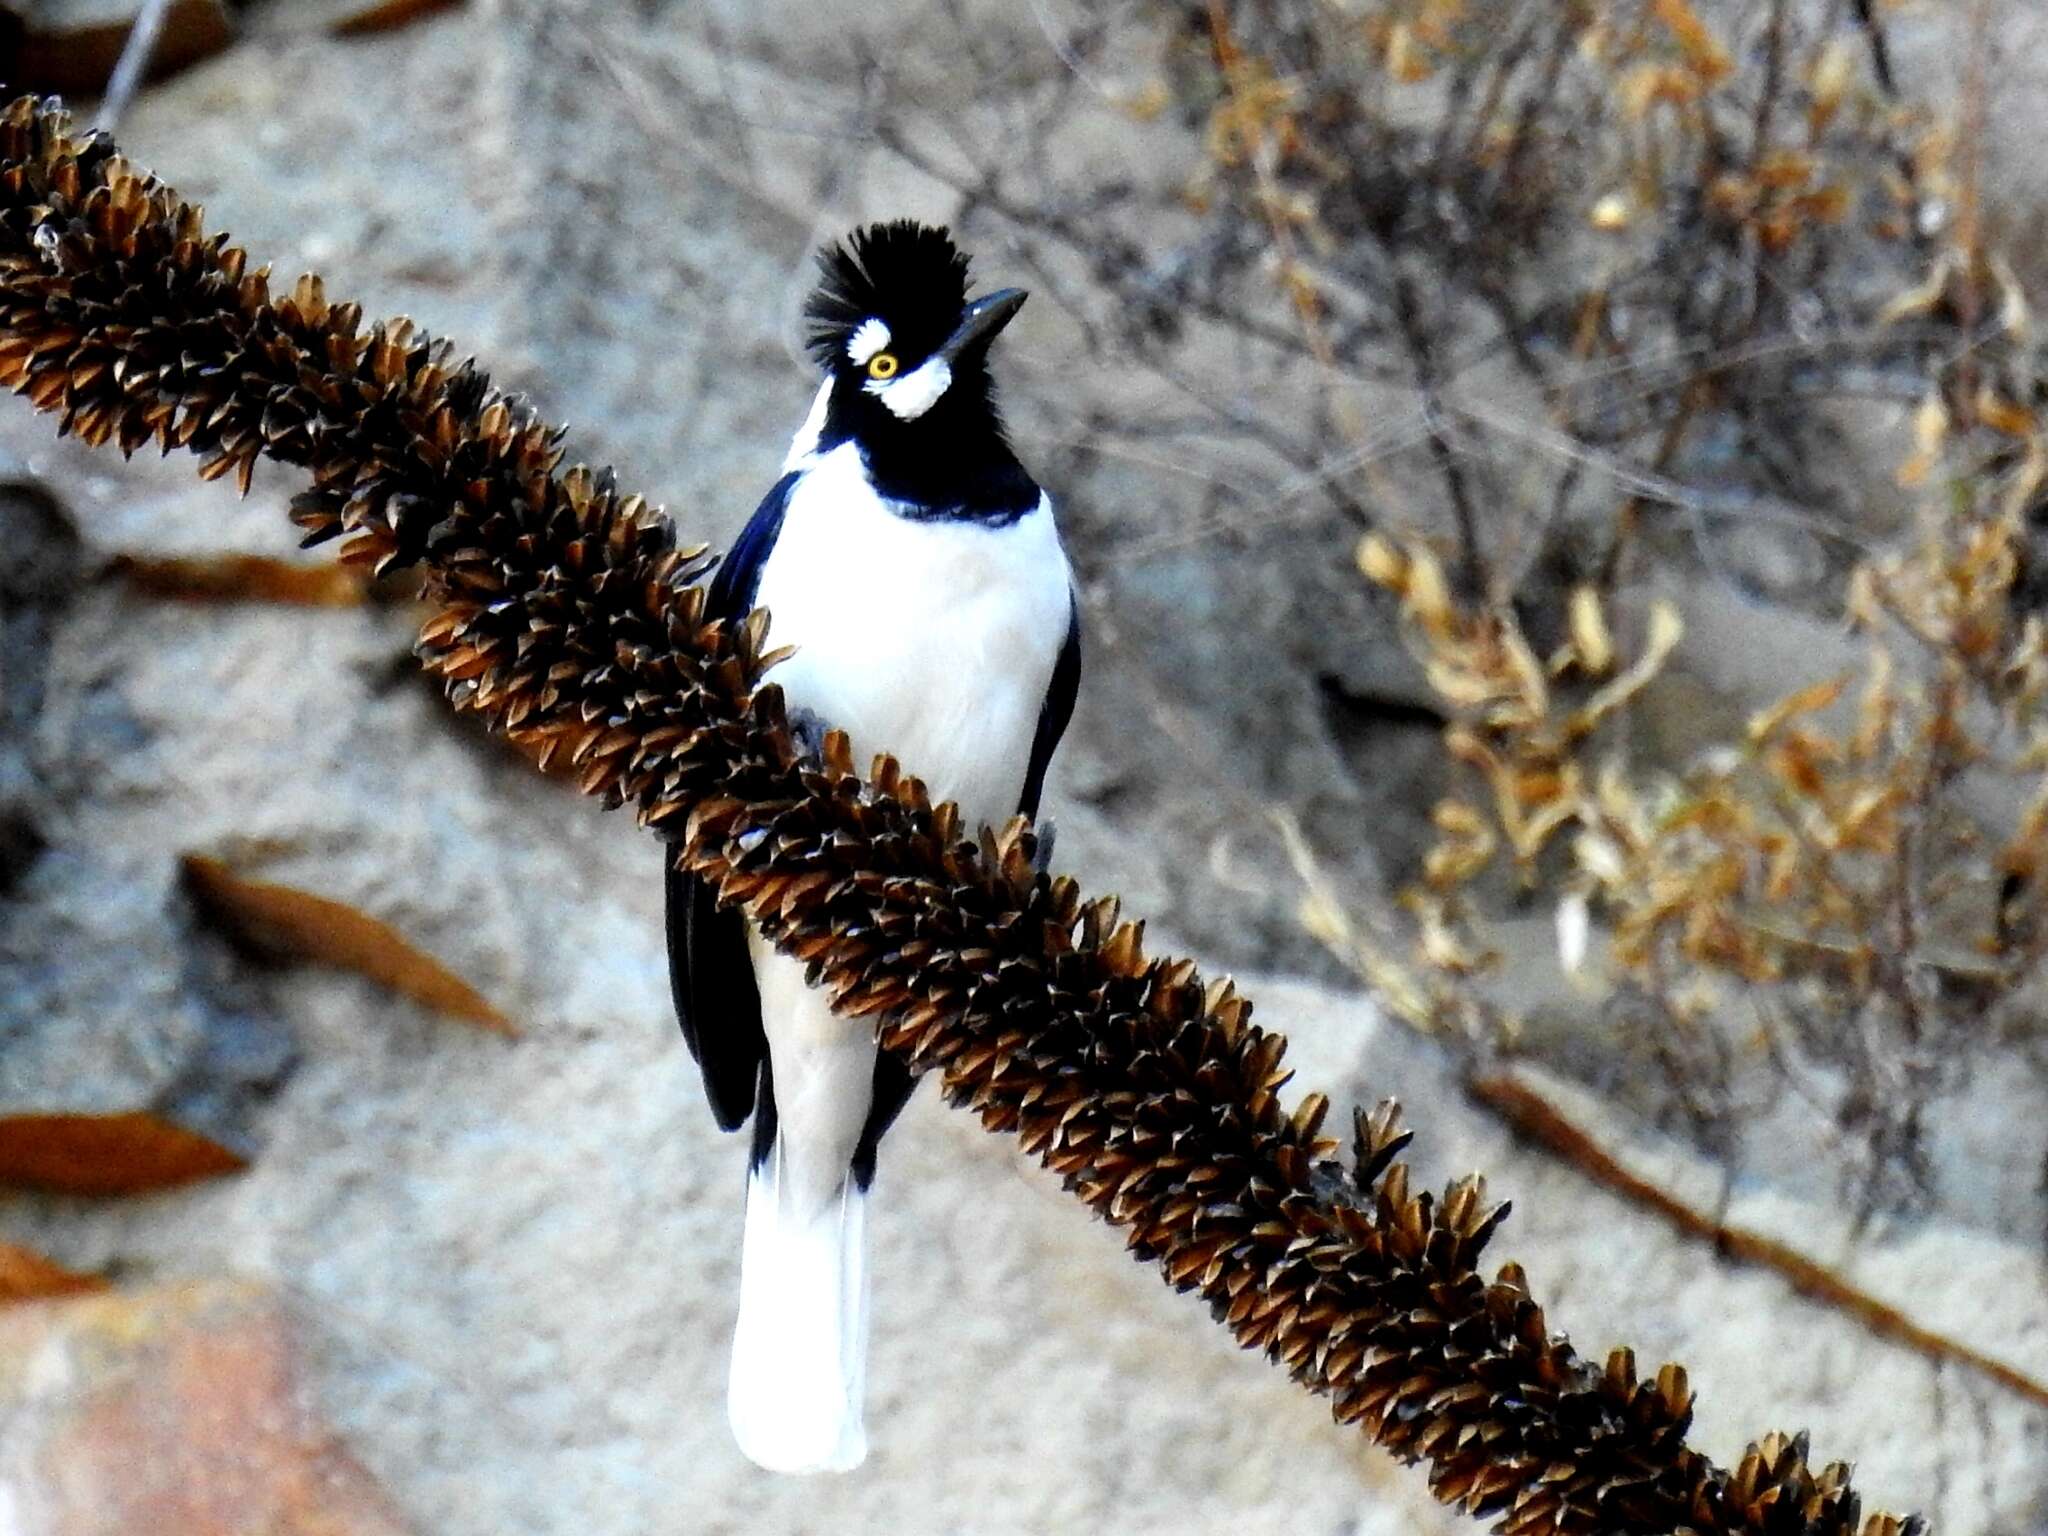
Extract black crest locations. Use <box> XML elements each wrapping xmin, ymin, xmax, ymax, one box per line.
<box><xmin>804</xmin><ymin>221</ymin><xmax>971</xmax><ymax>368</ymax></box>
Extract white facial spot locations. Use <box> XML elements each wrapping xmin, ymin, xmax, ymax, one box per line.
<box><xmin>866</xmin><ymin>356</ymin><xmax>953</xmax><ymax>420</ymax></box>
<box><xmin>846</xmin><ymin>318</ymin><xmax>891</xmax><ymax>367</ymax></box>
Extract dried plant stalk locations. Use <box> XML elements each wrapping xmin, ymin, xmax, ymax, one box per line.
<box><xmin>0</xmin><ymin>97</ymin><xmax>1923</xmax><ymax>1536</ymax></box>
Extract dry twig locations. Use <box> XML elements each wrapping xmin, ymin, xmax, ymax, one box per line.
<box><xmin>1470</xmin><ymin>1072</ymin><xmax>2048</xmax><ymax>1415</ymax></box>
<box><xmin>92</xmin><ymin>0</ymin><xmax>175</xmax><ymax>133</ymax></box>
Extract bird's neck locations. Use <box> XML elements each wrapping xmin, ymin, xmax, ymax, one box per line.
<box><xmin>855</xmin><ymin>416</ymin><xmax>1036</xmax><ymax>522</ymax></box>
<box><xmin>806</xmin><ymin>378</ymin><xmax>1039</xmax><ymax>525</ymax></box>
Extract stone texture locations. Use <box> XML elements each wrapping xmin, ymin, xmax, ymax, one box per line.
<box><xmin>0</xmin><ymin>483</ymin><xmax>293</xmax><ymax>1171</ymax></box>
<box><xmin>0</xmin><ymin>1280</ymin><xmax>413</xmax><ymax>1534</ymax></box>
<box><xmin>7</xmin><ymin>974</ymin><xmax>2044</xmax><ymax>1534</ymax></box>
<box><xmin>0</xmin><ymin>3</ymin><xmax>2043</xmax><ymax>1532</ymax></box>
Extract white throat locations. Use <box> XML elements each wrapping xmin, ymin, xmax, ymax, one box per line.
<box><xmin>750</xmin><ymin>443</ymin><xmax>1070</xmax><ymax>827</ymax></box>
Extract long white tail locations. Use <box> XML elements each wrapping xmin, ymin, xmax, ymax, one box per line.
<box><xmin>726</xmin><ymin>1145</ymin><xmax>870</xmax><ymax>1473</ymax></box>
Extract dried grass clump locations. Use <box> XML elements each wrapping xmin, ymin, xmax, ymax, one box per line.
<box><xmin>1348</xmin><ymin>254</ymin><xmax>2048</xmax><ymax>1214</ymax></box>
<box><xmin>0</xmin><ymin>96</ymin><xmax>1922</xmax><ymax>1536</ymax></box>
<box><xmin>856</xmin><ymin>0</ymin><xmax>1932</xmax><ymax>598</ymax></box>
<box><xmin>1185</xmin><ymin>0</ymin><xmax>2048</xmax><ymax>1216</ymax></box>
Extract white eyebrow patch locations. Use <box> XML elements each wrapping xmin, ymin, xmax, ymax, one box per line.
<box><xmin>845</xmin><ymin>318</ymin><xmax>891</xmax><ymax>366</ymax></box>
<box><xmin>866</xmin><ymin>356</ymin><xmax>953</xmax><ymax>420</ymax></box>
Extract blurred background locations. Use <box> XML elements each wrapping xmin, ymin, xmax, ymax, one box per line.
<box><xmin>1</xmin><ymin>1</ymin><xmax>2046</xmax><ymax>1531</ymax></box>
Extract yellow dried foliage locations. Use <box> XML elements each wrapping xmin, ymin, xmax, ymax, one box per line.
<box><xmin>1191</xmin><ymin>0</ymin><xmax>1907</xmax><ymax>428</ymax></box>
<box><xmin>1361</xmin><ymin>0</ymin><xmax>1466</xmax><ymax>83</ymax></box>
<box><xmin>1805</xmin><ymin>37</ymin><xmax>1859</xmax><ymax>137</ymax></box>
<box><xmin>1705</xmin><ymin>151</ymin><xmax>1852</xmax><ymax>254</ymax></box>
<box><xmin>1360</xmin><ymin>432</ymin><xmax>2048</xmax><ymax>1041</ymax></box>
<box><xmin>1390</xmin><ymin>53</ymin><xmax>2048</xmax><ymax>1000</ymax></box>
<box><xmin>1649</xmin><ymin>0</ymin><xmax>1732</xmax><ymax>86</ymax></box>
<box><xmin>1197</xmin><ymin>0</ymin><xmax>2042</xmax><ymax>1224</ymax></box>
<box><xmin>1205</xmin><ymin>54</ymin><xmax>1302</xmax><ymax>169</ymax></box>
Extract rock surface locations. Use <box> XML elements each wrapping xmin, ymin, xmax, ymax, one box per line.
<box><xmin>0</xmin><ymin>1280</ymin><xmax>414</xmax><ymax>1534</ymax></box>
<box><xmin>0</xmin><ymin>3</ymin><xmax>2043</xmax><ymax>1533</ymax></box>
<box><xmin>0</xmin><ymin>482</ymin><xmax>294</xmax><ymax>1171</ymax></box>
<box><xmin>6</xmin><ymin>972</ymin><xmax>2044</xmax><ymax>1534</ymax></box>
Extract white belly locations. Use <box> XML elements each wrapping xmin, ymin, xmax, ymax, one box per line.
<box><xmin>751</xmin><ymin>443</ymin><xmax>1072</xmax><ymax>830</ymax></box>
<box><xmin>744</xmin><ymin>442</ymin><xmax>1072</xmax><ymax>1210</ymax></box>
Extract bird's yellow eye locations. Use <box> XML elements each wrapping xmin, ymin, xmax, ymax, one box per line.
<box><xmin>866</xmin><ymin>352</ymin><xmax>899</xmax><ymax>380</ymax></box>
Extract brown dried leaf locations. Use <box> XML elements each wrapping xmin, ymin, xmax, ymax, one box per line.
<box><xmin>1499</xmin><ymin>623</ymin><xmax>1551</xmax><ymax>721</ymax></box>
<box><xmin>331</xmin><ymin>0</ymin><xmax>464</xmax><ymax>37</ymax></box>
<box><xmin>1650</xmin><ymin>0</ymin><xmax>1731</xmax><ymax>83</ymax></box>
<box><xmin>1749</xmin><ymin>675</ymin><xmax>1848</xmax><ymax>744</ymax></box>
<box><xmin>1767</xmin><ymin>731</ymin><xmax>1833</xmax><ymax>800</ymax></box>
<box><xmin>1826</xmin><ymin>784</ymin><xmax>1900</xmax><ymax>853</ymax></box>
<box><xmin>112</xmin><ymin>553</ymin><xmax>367</xmax><ymax>607</ymax></box>
<box><xmin>1423</xmin><ymin>835</ymin><xmax>1494</xmax><ymax>890</ymax></box>
<box><xmin>1806</xmin><ymin>38</ymin><xmax>1856</xmax><ymax>137</ymax></box>
<box><xmin>1383</xmin><ymin>23</ymin><xmax>1434</xmax><ymax>84</ymax></box>
<box><xmin>1404</xmin><ymin>545</ymin><xmax>1454</xmax><ymax>633</ymax></box>
<box><xmin>180</xmin><ymin>855</ymin><xmax>516</xmax><ymax>1035</ymax></box>
<box><xmin>1620</xmin><ymin>62</ymin><xmax>1701</xmax><ymax>119</ymax></box>
<box><xmin>0</xmin><ymin>1111</ymin><xmax>245</xmax><ymax>1195</ymax></box>
<box><xmin>1975</xmin><ymin>389</ymin><xmax>2035</xmax><ymax>440</ymax></box>
<box><xmin>0</xmin><ymin>1242</ymin><xmax>107</xmax><ymax>1302</ymax></box>
<box><xmin>1892</xmin><ymin>397</ymin><xmax>1941</xmax><ymax>487</ymax></box>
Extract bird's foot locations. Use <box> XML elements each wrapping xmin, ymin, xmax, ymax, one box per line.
<box><xmin>1031</xmin><ymin>818</ymin><xmax>1057</xmax><ymax>875</ymax></box>
<box><xmin>787</xmin><ymin>706</ymin><xmax>833</xmax><ymax>767</ymax></box>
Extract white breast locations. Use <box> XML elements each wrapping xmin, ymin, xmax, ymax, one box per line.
<box><xmin>751</xmin><ymin>442</ymin><xmax>1072</xmax><ymax>831</ymax></box>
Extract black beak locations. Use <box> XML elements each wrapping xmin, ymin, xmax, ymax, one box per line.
<box><xmin>938</xmin><ymin>288</ymin><xmax>1027</xmax><ymax>364</ymax></box>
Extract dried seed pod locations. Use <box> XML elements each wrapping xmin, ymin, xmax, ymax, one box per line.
<box><xmin>0</xmin><ymin>96</ymin><xmax>1923</xmax><ymax>1536</ymax></box>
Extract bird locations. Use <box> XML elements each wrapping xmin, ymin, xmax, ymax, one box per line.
<box><xmin>665</xmin><ymin>221</ymin><xmax>1081</xmax><ymax>1475</ymax></box>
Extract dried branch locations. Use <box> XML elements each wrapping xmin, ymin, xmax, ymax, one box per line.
<box><xmin>1470</xmin><ymin>1072</ymin><xmax>2048</xmax><ymax>1415</ymax></box>
<box><xmin>0</xmin><ymin>97</ymin><xmax>1925</xmax><ymax>1536</ymax></box>
<box><xmin>1850</xmin><ymin>0</ymin><xmax>1897</xmax><ymax>97</ymax></box>
<box><xmin>92</xmin><ymin>0</ymin><xmax>175</xmax><ymax>133</ymax></box>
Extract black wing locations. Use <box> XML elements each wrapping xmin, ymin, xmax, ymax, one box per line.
<box><xmin>665</xmin><ymin>471</ymin><xmax>798</xmax><ymax>1131</ymax></box>
<box><xmin>1019</xmin><ymin>590</ymin><xmax>1082</xmax><ymax>820</ymax></box>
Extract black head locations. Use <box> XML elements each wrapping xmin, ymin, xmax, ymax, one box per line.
<box><xmin>799</xmin><ymin>221</ymin><xmax>1037</xmax><ymax>520</ymax></box>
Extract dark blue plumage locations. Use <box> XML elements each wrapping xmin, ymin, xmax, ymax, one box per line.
<box><xmin>1020</xmin><ymin>595</ymin><xmax>1081</xmax><ymax>822</ymax></box>
<box><xmin>664</xmin><ymin>472</ymin><xmax>794</xmax><ymax>1132</ymax></box>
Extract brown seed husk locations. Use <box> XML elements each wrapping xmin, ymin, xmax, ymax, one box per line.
<box><xmin>0</xmin><ymin>96</ymin><xmax>1923</xmax><ymax>1536</ymax></box>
